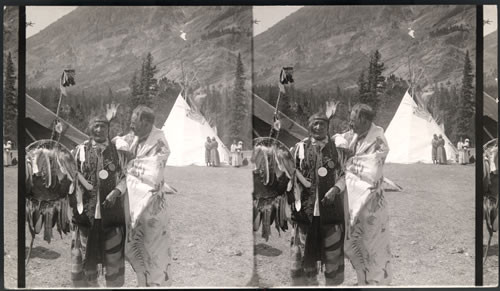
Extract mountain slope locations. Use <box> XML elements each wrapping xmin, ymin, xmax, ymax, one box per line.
<box><xmin>484</xmin><ymin>29</ymin><xmax>497</xmax><ymax>76</ymax></box>
<box><xmin>27</xmin><ymin>6</ymin><xmax>252</xmax><ymax>93</ymax></box>
<box><xmin>253</xmin><ymin>5</ymin><xmax>476</xmax><ymax>91</ymax></box>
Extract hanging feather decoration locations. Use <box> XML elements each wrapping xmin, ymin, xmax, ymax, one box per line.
<box><xmin>252</xmin><ymin>137</ymin><xmax>296</xmax><ymax>241</ymax></box>
<box><xmin>25</xmin><ymin>140</ymin><xmax>77</xmax><ymax>264</ymax></box>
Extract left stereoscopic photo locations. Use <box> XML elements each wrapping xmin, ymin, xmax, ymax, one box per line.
<box><xmin>21</xmin><ymin>6</ymin><xmax>253</xmax><ymax>287</ymax></box>
<box><xmin>3</xmin><ymin>6</ymin><xmax>20</xmax><ymax>289</ymax></box>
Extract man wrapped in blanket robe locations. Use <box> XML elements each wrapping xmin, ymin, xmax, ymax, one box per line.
<box><xmin>333</xmin><ymin>103</ymin><xmax>392</xmax><ymax>285</ymax></box>
<box><xmin>289</xmin><ymin>112</ymin><xmax>348</xmax><ymax>286</ymax></box>
<box><xmin>70</xmin><ymin>113</ymin><xmax>126</xmax><ymax>287</ymax></box>
<box><xmin>116</xmin><ymin>105</ymin><xmax>173</xmax><ymax>287</ymax></box>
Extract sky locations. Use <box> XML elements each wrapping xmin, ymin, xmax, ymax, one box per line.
<box><xmin>252</xmin><ymin>6</ymin><xmax>303</xmax><ymax>36</ymax></box>
<box><xmin>26</xmin><ymin>6</ymin><xmax>77</xmax><ymax>38</ymax></box>
<box><xmin>25</xmin><ymin>5</ymin><xmax>496</xmax><ymax>38</ymax></box>
<box><xmin>484</xmin><ymin>5</ymin><xmax>498</xmax><ymax>36</ymax></box>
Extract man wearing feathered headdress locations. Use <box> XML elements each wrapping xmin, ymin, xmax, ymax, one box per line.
<box><xmin>333</xmin><ymin>103</ymin><xmax>392</xmax><ymax>285</ymax></box>
<box><xmin>288</xmin><ymin>111</ymin><xmax>348</xmax><ymax>286</ymax></box>
<box><xmin>69</xmin><ymin>112</ymin><xmax>126</xmax><ymax>287</ymax></box>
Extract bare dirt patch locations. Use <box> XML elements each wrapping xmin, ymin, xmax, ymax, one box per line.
<box><xmin>20</xmin><ymin>165</ymin><xmax>253</xmax><ymax>288</ymax></box>
<box><xmin>253</xmin><ymin>163</ymin><xmax>481</xmax><ymax>287</ymax></box>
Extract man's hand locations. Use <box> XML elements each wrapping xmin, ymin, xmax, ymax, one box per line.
<box><xmin>321</xmin><ymin>186</ymin><xmax>341</xmax><ymax>206</ymax></box>
<box><xmin>102</xmin><ymin>189</ymin><xmax>121</xmax><ymax>208</ymax></box>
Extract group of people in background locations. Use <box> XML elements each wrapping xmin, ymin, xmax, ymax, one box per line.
<box><xmin>205</xmin><ymin>136</ymin><xmax>221</xmax><ymax>167</ymax></box>
<box><xmin>431</xmin><ymin>134</ymin><xmax>472</xmax><ymax>165</ymax></box>
<box><xmin>457</xmin><ymin>137</ymin><xmax>471</xmax><ymax>165</ymax></box>
<box><xmin>230</xmin><ymin>140</ymin><xmax>243</xmax><ymax>167</ymax></box>
<box><xmin>431</xmin><ymin>134</ymin><xmax>448</xmax><ymax>164</ymax></box>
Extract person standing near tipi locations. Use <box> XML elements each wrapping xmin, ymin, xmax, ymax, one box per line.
<box><xmin>230</xmin><ymin>140</ymin><xmax>238</xmax><ymax>167</ymax></box>
<box><xmin>463</xmin><ymin>138</ymin><xmax>470</xmax><ymax>164</ymax></box>
<box><xmin>437</xmin><ymin>134</ymin><xmax>447</xmax><ymax>164</ymax></box>
<box><xmin>205</xmin><ymin>136</ymin><xmax>212</xmax><ymax>167</ymax></box>
<box><xmin>457</xmin><ymin>137</ymin><xmax>465</xmax><ymax>164</ymax></box>
<box><xmin>210</xmin><ymin>137</ymin><xmax>220</xmax><ymax>167</ymax></box>
<box><xmin>431</xmin><ymin>134</ymin><xmax>439</xmax><ymax>164</ymax></box>
<box><xmin>236</xmin><ymin>141</ymin><xmax>244</xmax><ymax>166</ymax></box>
<box><xmin>4</xmin><ymin>140</ymin><xmax>13</xmax><ymax>167</ymax></box>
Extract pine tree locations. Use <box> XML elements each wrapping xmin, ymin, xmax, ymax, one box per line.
<box><xmin>456</xmin><ymin>51</ymin><xmax>475</xmax><ymax>142</ymax></box>
<box><xmin>140</xmin><ymin>52</ymin><xmax>158</xmax><ymax>107</ymax></box>
<box><xmin>131</xmin><ymin>53</ymin><xmax>158</xmax><ymax>108</ymax></box>
<box><xmin>228</xmin><ymin>53</ymin><xmax>249</xmax><ymax>144</ymax></box>
<box><xmin>366</xmin><ymin>50</ymin><xmax>385</xmax><ymax>111</ymax></box>
<box><xmin>139</xmin><ymin>60</ymin><xmax>147</xmax><ymax>105</ymax></box>
<box><xmin>3</xmin><ymin>52</ymin><xmax>17</xmax><ymax>144</ymax></box>
<box><xmin>358</xmin><ymin>70</ymin><xmax>369</xmax><ymax>104</ymax></box>
<box><xmin>129</xmin><ymin>71</ymin><xmax>140</xmax><ymax>108</ymax></box>
<box><xmin>445</xmin><ymin>85</ymin><xmax>460</xmax><ymax>142</ymax></box>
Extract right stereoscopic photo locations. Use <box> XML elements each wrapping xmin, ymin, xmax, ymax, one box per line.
<box><xmin>251</xmin><ymin>5</ymin><xmax>479</xmax><ymax>287</ymax></box>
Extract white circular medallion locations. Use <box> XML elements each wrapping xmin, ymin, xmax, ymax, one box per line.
<box><xmin>99</xmin><ymin>169</ymin><xmax>109</xmax><ymax>180</ymax></box>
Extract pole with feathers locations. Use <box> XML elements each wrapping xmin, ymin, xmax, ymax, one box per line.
<box><xmin>270</xmin><ymin>67</ymin><xmax>294</xmax><ymax>139</ymax></box>
<box><xmin>51</xmin><ymin>69</ymin><xmax>76</xmax><ymax>142</ymax></box>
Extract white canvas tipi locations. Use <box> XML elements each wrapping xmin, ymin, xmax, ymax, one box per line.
<box><xmin>162</xmin><ymin>94</ymin><xmax>230</xmax><ymax>166</ymax></box>
<box><xmin>385</xmin><ymin>90</ymin><xmax>458</xmax><ymax>164</ymax></box>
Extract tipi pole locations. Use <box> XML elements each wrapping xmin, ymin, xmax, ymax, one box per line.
<box><xmin>407</xmin><ymin>55</ymin><xmax>414</xmax><ymax>98</ymax></box>
<box><xmin>181</xmin><ymin>61</ymin><xmax>187</xmax><ymax>100</ymax></box>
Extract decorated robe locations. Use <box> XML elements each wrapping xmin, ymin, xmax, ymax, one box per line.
<box><xmin>122</xmin><ymin>126</ymin><xmax>173</xmax><ymax>287</ymax></box>
<box><xmin>335</xmin><ymin>123</ymin><xmax>392</xmax><ymax>285</ymax></box>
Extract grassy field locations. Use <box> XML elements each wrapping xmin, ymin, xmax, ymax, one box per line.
<box><xmin>3</xmin><ymin>163</ymin><xmax>498</xmax><ymax>287</ymax></box>
<box><xmin>253</xmin><ymin>163</ymin><xmax>497</xmax><ymax>287</ymax></box>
